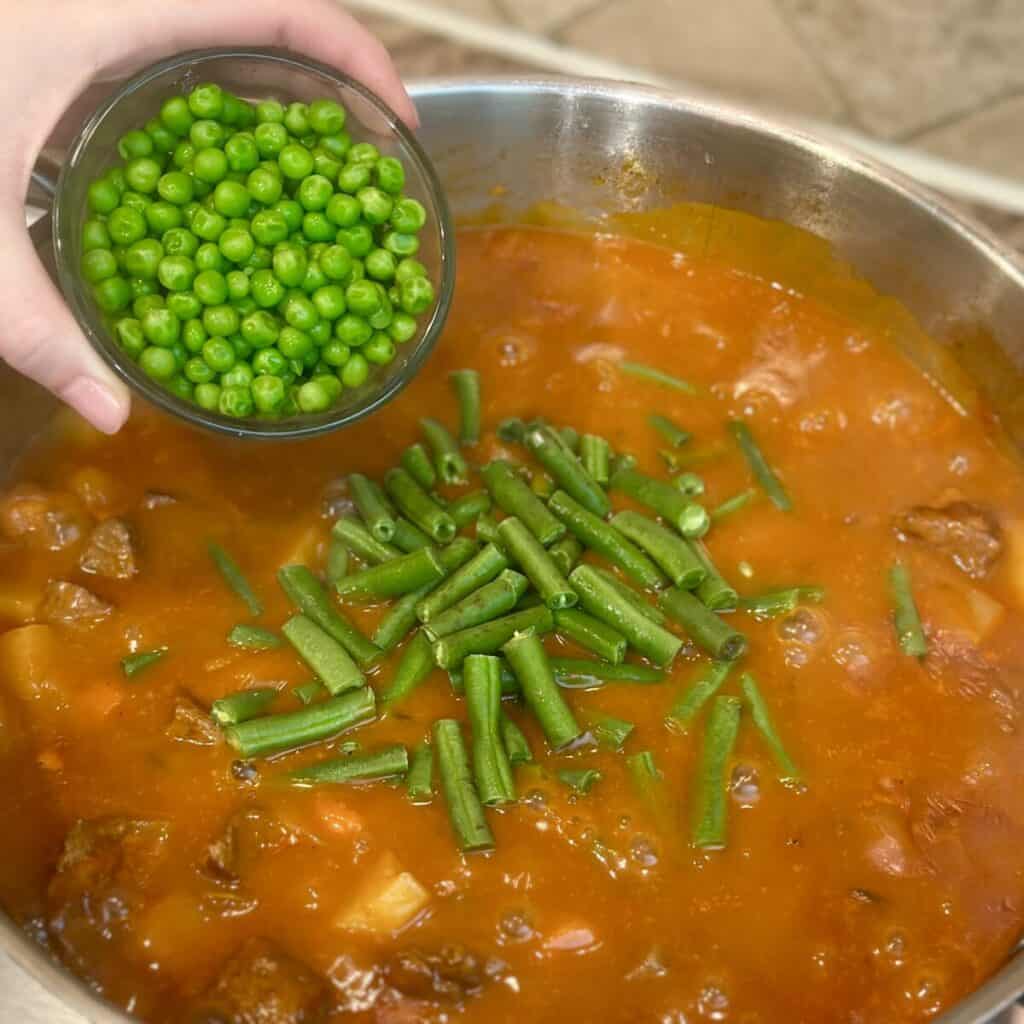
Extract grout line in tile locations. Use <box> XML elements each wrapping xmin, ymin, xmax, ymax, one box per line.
<box><xmin>897</xmin><ymin>86</ymin><xmax>1024</xmax><ymax>145</ymax></box>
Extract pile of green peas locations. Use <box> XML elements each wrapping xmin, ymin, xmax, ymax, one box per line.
<box><xmin>80</xmin><ymin>82</ymin><xmax>435</xmax><ymax>418</ymax></box>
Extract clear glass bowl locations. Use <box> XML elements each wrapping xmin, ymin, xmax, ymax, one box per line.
<box><xmin>53</xmin><ymin>48</ymin><xmax>454</xmax><ymax>440</ymax></box>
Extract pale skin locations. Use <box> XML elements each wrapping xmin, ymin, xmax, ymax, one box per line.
<box><xmin>0</xmin><ymin>0</ymin><xmax>416</xmax><ymax>433</ymax></box>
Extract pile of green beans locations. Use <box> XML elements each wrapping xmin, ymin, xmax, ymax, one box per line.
<box><xmin>80</xmin><ymin>82</ymin><xmax>435</xmax><ymax>418</ymax></box>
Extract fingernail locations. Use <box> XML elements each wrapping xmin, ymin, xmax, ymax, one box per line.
<box><xmin>62</xmin><ymin>377</ymin><xmax>129</xmax><ymax>435</ymax></box>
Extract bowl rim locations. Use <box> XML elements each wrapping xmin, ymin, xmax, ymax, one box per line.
<box><xmin>52</xmin><ymin>47</ymin><xmax>456</xmax><ymax>441</ymax></box>
<box><xmin>19</xmin><ymin>72</ymin><xmax>1024</xmax><ymax>1024</ymax></box>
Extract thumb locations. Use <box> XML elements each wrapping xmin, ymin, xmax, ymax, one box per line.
<box><xmin>0</xmin><ymin>216</ymin><xmax>130</xmax><ymax>434</ymax></box>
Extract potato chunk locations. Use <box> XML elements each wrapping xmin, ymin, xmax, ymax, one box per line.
<box><xmin>336</xmin><ymin>852</ymin><xmax>430</xmax><ymax>936</ymax></box>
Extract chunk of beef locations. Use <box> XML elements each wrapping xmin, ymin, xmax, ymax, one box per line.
<box><xmin>894</xmin><ymin>501</ymin><xmax>1001</xmax><ymax>578</ymax></box>
<box><xmin>384</xmin><ymin>946</ymin><xmax>485</xmax><ymax>1004</ymax></box>
<box><xmin>203</xmin><ymin>807</ymin><xmax>295</xmax><ymax>886</ymax></box>
<box><xmin>190</xmin><ymin>938</ymin><xmax>330</xmax><ymax>1024</ymax></box>
<box><xmin>0</xmin><ymin>485</ymin><xmax>86</xmax><ymax>551</ymax></box>
<box><xmin>167</xmin><ymin>695</ymin><xmax>222</xmax><ymax>747</ymax></box>
<box><xmin>40</xmin><ymin>580</ymin><xmax>112</xmax><ymax>626</ymax></box>
<box><xmin>79</xmin><ymin>518</ymin><xmax>136</xmax><ymax>579</ymax></box>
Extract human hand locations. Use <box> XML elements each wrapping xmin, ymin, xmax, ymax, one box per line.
<box><xmin>1</xmin><ymin>0</ymin><xmax>415</xmax><ymax>433</ymax></box>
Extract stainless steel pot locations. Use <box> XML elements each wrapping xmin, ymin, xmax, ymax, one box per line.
<box><xmin>4</xmin><ymin>75</ymin><xmax>1024</xmax><ymax>1024</ymax></box>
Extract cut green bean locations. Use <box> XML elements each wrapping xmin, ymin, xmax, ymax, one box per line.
<box><xmin>659</xmin><ymin>587</ymin><xmax>747</xmax><ymax>661</ymax></box>
<box><xmin>420</xmin><ymin>417</ymin><xmax>468</xmax><ymax>484</ymax></box>
<box><xmin>401</xmin><ymin>443</ymin><xmax>437</xmax><ymax>490</ymax></box>
<box><xmin>476</xmin><ymin>512</ymin><xmax>501</xmax><ymax>544</ymax></box>
<box><xmin>740</xmin><ymin>673</ymin><xmax>800</xmax><ymax>782</ymax></box>
<box><xmin>525</xmin><ymin>424</ymin><xmax>610</xmax><ymax>517</ymax></box>
<box><xmin>729</xmin><ymin>420</ymin><xmax>792</xmax><ymax>512</ymax></box>
<box><xmin>649</xmin><ymin>414</ymin><xmax>691</xmax><ymax>447</ymax></box>
<box><xmin>558</xmin><ymin>768</ymin><xmax>602</xmax><ymax>794</ymax></box>
<box><xmin>738</xmin><ymin>586</ymin><xmax>825</xmax><ymax>619</ymax></box>
<box><xmin>293</xmin><ymin>680</ymin><xmax>325</xmax><ymax>705</ymax></box>
<box><xmin>609</xmin><ymin>467</ymin><xmax>709</xmax><ymax>539</ymax></box>
<box><xmin>500</xmin><ymin>712</ymin><xmax>533</xmax><ymax>764</ymax></box>
<box><xmin>225</xmin><ymin>687</ymin><xmax>375</xmax><ymax>758</ymax></box>
<box><xmin>666</xmin><ymin>661</ymin><xmax>732</xmax><ymax>732</ymax></box>
<box><xmin>278</xmin><ymin>565</ymin><xmax>379</xmax><ymax>668</ymax></box>
<box><xmin>282</xmin><ymin>614</ymin><xmax>364</xmax><ymax>694</ymax></box>
<box><xmin>611</xmin><ymin>510</ymin><xmax>707</xmax><ymax>589</ymax></box>
<box><xmin>692</xmin><ymin>542</ymin><xmax>738</xmax><ymax>611</ymax></box>
<box><xmin>503</xmin><ymin>632</ymin><xmax>582</xmax><ymax>749</ymax></box>
<box><xmin>384</xmin><ymin>467</ymin><xmax>456</xmax><ymax>543</ymax></box>
<box><xmin>449</xmin><ymin>659</ymin><xmax>522</xmax><ymax>697</ymax></box>
<box><xmin>554</xmin><ymin>608</ymin><xmax>627</xmax><ymax>664</ymax></box>
<box><xmin>335</xmin><ymin>546</ymin><xmax>444</xmax><ymax>600</ymax></box>
<box><xmin>380</xmin><ymin>631</ymin><xmax>435</xmax><ymax>707</ymax></box>
<box><xmin>674</xmin><ymin>472</ymin><xmax>705</xmax><ymax>497</ymax></box>
<box><xmin>331</xmin><ymin>517</ymin><xmax>401</xmax><ymax>564</ymax></box>
<box><xmin>551</xmin><ymin>657</ymin><xmax>665</xmax><ymax>688</ymax></box>
<box><xmin>584</xmin><ymin>711</ymin><xmax>634</xmax><ymax>750</ymax></box>
<box><xmin>888</xmin><ymin>563</ymin><xmax>927</xmax><ymax>658</ymax></box>
<box><xmin>711</xmin><ymin>489</ymin><xmax>756</xmax><ymax>523</ymax></box>
<box><xmin>349</xmin><ymin>473</ymin><xmax>395</xmax><ymax>543</ymax></box>
<box><xmin>548</xmin><ymin>535</ymin><xmax>583</xmax><ymax>576</ymax></box>
<box><xmin>227</xmin><ymin>624</ymin><xmax>282</xmax><ymax>650</ymax></box>
<box><xmin>549</xmin><ymin>490</ymin><xmax>666</xmax><ymax>591</ymax></box>
<box><xmin>407</xmin><ymin>741</ymin><xmax>434</xmax><ymax>803</ymax></box>
<box><xmin>433</xmin><ymin>605</ymin><xmax>554</xmax><ymax>669</ymax></box>
<box><xmin>426</xmin><ymin>570</ymin><xmax>529</xmax><ymax>639</ymax></box>
<box><xmin>620</xmin><ymin>360</ymin><xmax>697</xmax><ymax>394</ymax></box>
<box><xmin>417</xmin><ymin>543</ymin><xmax>509</xmax><ymax>623</ymax></box>
<box><xmin>482</xmin><ymin>460</ymin><xmax>565</xmax><ymax>546</ymax></box>
<box><xmin>209</xmin><ymin>542</ymin><xmax>263</xmax><ymax>616</ymax></box>
<box><xmin>465</xmin><ymin>655</ymin><xmax>516</xmax><ymax>805</ymax></box>
<box><xmin>579</xmin><ymin>434</ymin><xmax>611</xmax><ymax>485</ymax></box>
<box><xmin>692</xmin><ymin>696</ymin><xmax>742</xmax><ymax>849</ymax></box>
<box><xmin>372</xmin><ymin>538</ymin><xmax>478</xmax><ymax>652</ymax></box>
<box><xmin>569</xmin><ymin>564</ymin><xmax>682</xmax><ymax>666</ymax></box>
<box><xmin>450</xmin><ymin>369</ymin><xmax>481</xmax><ymax>445</ymax></box>
<box><xmin>326</xmin><ymin>538</ymin><xmax>349</xmax><ymax>585</ymax></box>
<box><xmin>593</xmin><ymin>567</ymin><xmax>666</xmax><ymax>624</ymax></box>
<box><xmin>497</xmin><ymin>516</ymin><xmax>577</xmax><ymax>610</ymax></box>
<box><xmin>288</xmin><ymin>744</ymin><xmax>409</xmax><ymax>786</ymax></box>
<box><xmin>121</xmin><ymin>648</ymin><xmax>167</xmax><ymax>678</ymax></box>
<box><xmin>559</xmin><ymin>426</ymin><xmax>580</xmax><ymax>452</ymax></box>
<box><xmin>530</xmin><ymin>471</ymin><xmax>555</xmax><ymax>500</ymax></box>
<box><xmin>449</xmin><ymin>491</ymin><xmax>491</xmax><ymax>529</ymax></box>
<box><xmin>211</xmin><ymin>687</ymin><xmax>280</xmax><ymax>727</ymax></box>
<box><xmin>497</xmin><ymin>417</ymin><xmax>527</xmax><ymax>443</ymax></box>
<box><xmin>392</xmin><ymin>517</ymin><xmax>432</xmax><ymax>553</ymax></box>
<box><xmin>627</xmin><ymin>750</ymin><xmax>673</xmax><ymax>832</ymax></box>
<box><xmin>434</xmin><ymin>718</ymin><xmax>494</xmax><ymax>852</ymax></box>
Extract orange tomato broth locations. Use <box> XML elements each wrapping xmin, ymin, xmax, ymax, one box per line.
<box><xmin>1</xmin><ymin>224</ymin><xmax>1024</xmax><ymax>1023</ymax></box>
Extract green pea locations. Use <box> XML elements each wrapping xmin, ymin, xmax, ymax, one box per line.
<box><xmin>172</xmin><ymin>140</ymin><xmax>196</xmax><ymax>169</ymax></box>
<box><xmin>191</xmin><ymin>207</ymin><xmax>227</xmax><ymax>243</ymax></box>
<box><xmin>155</xmin><ymin>171</ymin><xmax>193</xmax><ymax>206</ymax></box>
<box><xmin>160</xmin><ymin>96</ymin><xmax>193</xmax><ymax>137</ymax></box>
<box><xmin>325</xmin><ymin>193</ymin><xmax>360</xmax><ymax>228</ymax></box>
<box><xmin>345</xmin><ymin>279</ymin><xmax>383</xmax><ymax>318</ymax></box>
<box><xmin>231</xmin><ymin>334</ymin><xmax>254</xmax><ymax>361</ymax></box>
<box><xmin>81</xmin><ymin>248</ymin><xmax>118</xmax><ymax>284</ymax></box>
<box><xmin>389</xmin><ymin>312</ymin><xmax>417</xmax><ymax>344</ymax></box>
<box><xmin>256</xmin><ymin>99</ymin><xmax>285</xmax><ymax>124</ymax></box>
<box><xmin>278</xmin><ymin>326</ymin><xmax>313</xmax><ymax>360</ymax></box>
<box><xmin>312</xmin><ymin>149</ymin><xmax>342</xmax><ymax>182</ymax></box>
<box><xmin>140</xmin><ymin>346</ymin><xmax>178</xmax><ymax>380</ymax></box>
<box><xmin>320</xmin><ymin>244</ymin><xmax>353</xmax><ymax>282</ymax></box>
<box><xmin>241</xmin><ymin>310</ymin><xmax>280</xmax><ymax>348</ymax></box>
<box><xmin>167</xmin><ymin>291</ymin><xmax>203</xmax><ymax>321</ymax></box>
<box><xmin>341</xmin><ymin>352</ymin><xmax>369</xmax><ymax>388</ymax></box>
<box><xmin>251</xmin><ymin>269</ymin><xmax>286</xmax><ymax>308</ymax></box>
<box><xmin>250</xmin><ymin>374</ymin><xmax>285</xmax><ymax>413</ymax></box>
<box><xmin>357</xmin><ymin>187</ymin><xmax>393</xmax><ymax>226</ymax></box>
<box><xmin>219</xmin><ymin>384</ymin><xmax>254</xmax><ymax>418</ymax></box>
<box><xmin>130</xmin><ymin>277</ymin><xmax>160</xmax><ymax>300</ymax></box>
<box><xmin>319</xmin><ymin>133</ymin><xmax>352</xmax><ymax>161</ymax></box>
<box><xmin>375</xmin><ymin>157</ymin><xmax>405</xmax><ymax>195</ymax></box>
<box><xmin>119</xmin><ymin>129</ymin><xmax>154</xmax><ymax>161</ymax></box>
<box><xmin>296</xmin><ymin>379</ymin><xmax>332</xmax><ymax>413</ymax></box>
<box><xmin>119</xmin><ymin>190</ymin><xmax>150</xmax><ymax>213</ymax></box>
<box><xmin>217</xmin><ymin>226</ymin><xmax>255</xmax><ymax>266</ymax></box>
<box><xmin>93</xmin><ymin>276</ymin><xmax>133</xmax><ymax>313</ymax></box>
<box><xmin>250</xmin><ymin>209</ymin><xmax>289</xmax><ymax>246</ymax></box>
<box><xmin>364</xmin><ymin>332</ymin><xmax>396</xmax><ymax>365</ymax></box>
<box><xmin>202</xmin><ymin>337</ymin><xmax>236</xmax><ymax>373</ymax></box>
<box><xmin>301</xmin><ymin>212</ymin><xmax>335</xmax><ymax>243</ymax></box>
<box><xmin>163</xmin><ymin>227</ymin><xmax>199</xmax><ymax>258</ymax></box>
<box><xmin>114</xmin><ymin>317</ymin><xmax>146</xmax><ymax>358</ymax></box>
<box><xmin>157</xmin><ymin>254</ymin><xmax>196</xmax><ymax>292</ymax></box>
<box><xmin>311</xmin><ymin>284</ymin><xmax>347</xmax><ymax>321</ymax></box>
<box><xmin>182</xmin><ymin>201</ymin><xmax>201</xmax><ymax>228</ymax></box>
<box><xmin>145</xmin><ymin>118</ymin><xmax>178</xmax><ymax>155</ymax></box>
<box><xmin>395</xmin><ymin>257</ymin><xmax>428</xmax><ymax>285</ymax></box>
<box><xmin>295</xmin><ymin>174</ymin><xmax>333</xmax><ymax>211</ymax></box>
<box><xmin>145</xmin><ymin>201</ymin><xmax>183</xmax><ymax>235</ymax></box>
<box><xmin>335</xmin><ymin>313</ymin><xmax>372</xmax><ymax>348</ymax></box>
<box><xmin>133</xmin><ymin>292</ymin><xmax>164</xmax><ymax>317</ymax></box>
<box><xmin>390</xmin><ymin>197</ymin><xmax>427</xmax><ymax>234</ymax></box>
<box><xmin>279</xmin><ymin>144</ymin><xmax>315</xmax><ymax>180</ymax></box>
<box><xmin>123</xmin><ymin>239</ymin><xmax>163</xmax><ymax>279</ymax></box>
<box><xmin>255</xmin><ymin>121</ymin><xmax>289</xmax><ymax>158</ymax></box>
<box><xmin>252</xmin><ymin>348</ymin><xmax>289</xmax><ymax>376</ymax></box>
<box><xmin>194</xmin><ymin>269</ymin><xmax>229</xmax><ymax>306</ymax></box>
<box><xmin>190</xmin><ymin>148</ymin><xmax>227</xmax><ymax>185</ymax></box>
<box><xmin>203</xmin><ymin>304</ymin><xmax>240</xmax><ymax>338</ymax></box>
<box><xmin>246</xmin><ymin>167</ymin><xmax>283</xmax><ymax>206</ymax></box>
<box><xmin>141</xmin><ymin>307</ymin><xmax>181</xmax><ymax>347</ymax></box>
<box><xmin>321</xmin><ymin>338</ymin><xmax>351</xmax><ymax>367</ymax></box>
<box><xmin>337</xmin><ymin>162</ymin><xmax>371</xmax><ymax>194</ymax></box>
<box><xmin>399</xmin><ymin>276</ymin><xmax>435</xmax><ymax>315</ymax></box>
<box><xmin>244</xmin><ymin>245</ymin><xmax>273</xmax><ymax>272</ymax></box>
<box><xmin>368</xmin><ymin>292</ymin><xmax>393</xmax><ymax>330</ymax></box>
<box><xmin>283</xmin><ymin>102</ymin><xmax>311</xmax><ymax>137</ymax></box>
<box><xmin>282</xmin><ymin>292</ymin><xmax>319</xmax><ymax>332</ymax></box>
<box><xmin>184</xmin><ymin>356</ymin><xmax>216</xmax><ymax>384</ymax></box>
<box><xmin>124</xmin><ymin>157</ymin><xmax>162</xmax><ymax>194</ymax></box>
<box><xmin>336</xmin><ymin>224</ymin><xmax>373</xmax><ymax>258</ymax></box>
<box><xmin>190</xmin><ymin>119</ymin><xmax>225</xmax><ymax>151</ymax></box>
<box><xmin>182</xmin><ymin>318</ymin><xmax>208</xmax><ymax>353</ymax></box>
<box><xmin>348</xmin><ymin>142</ymin><xmax>380</xmax><ymax>165</ymax></box>
<box><xmin>364</xmin><ymin>248</ymin><xmax>396</xmax><ymax>282</ymax></box>
<box><xmin>194</xmin><ymin>382</ymin><xmax>222</xmax><ymax>411</ymax></box>
<box><xmin>301</xmin><ymin>258</ymin><xmax>328</xmax><ymax>294</ymax></box>
<box><xmin>272</xmin><ymin>199</ymin><xmax>303</xmax><ymax>233</ymax></box>
<box><xmin>224</xmin><ymin>132</ymin><xmax>259</xmax><ymax>173</ymax></box>
<box><xmin>306</xmin><ymin>98</ymin><xmax>345</xmax><ymax>135</ymax></box>
<box><xmin>232</xmin><ymin>296</ymin><xmax>257</xmax><ymax>317</ymax></box>
<box><xmin>273</xmin><ymin>246</ymin><xmax>308</xmax><ymax>288</ymax></box>
<box><xmin>195</xmin><ymin>243</ymin><xmax>228</xmax><ymax>273</ymax></box>
<box><xmin>226</xmin><ymin>271</ymin><xmax>250</xmax><ymax>301</ymax></box>
<box><xmin>188</xmin><ymin>82</ymin><xmax>224</xmax><ymax>120</ymax></box>
<box><xmin>82</xmin><ymin>219</ymin><xmax>112</xmax><ymax>252</ymax></box>
<box><xmin>210</xmin><ymin>180</ymin><xmax>249</xmax><ymax>219</ymax></box>
<box><xmin>222</xmin><ymin>363</ymin><xmax>255</xmax><ymax>388</ymax></box>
